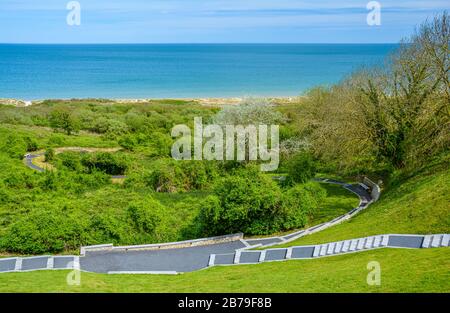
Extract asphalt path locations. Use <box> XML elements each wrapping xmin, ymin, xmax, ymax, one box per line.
<box><xmin>13</xmin><ymin>155</ymin><xmax>446</xmax><ymax>275</ymax></box>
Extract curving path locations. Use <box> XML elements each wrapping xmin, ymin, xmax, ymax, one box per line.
<box><xmin>16</xmin><ymin>157</ymin><xmax>450</xmax><ymax>273</ymax></box>
<box><xmin>24</xmin><ymin>152</ymin><xmax>126</xmax><ymax>179</ymax></box>
<box><xmin>1</xmin><ymin>176</ymin><xmax>449</xmax><ymax>275</ymax></box>
<box><xmin>1</xmin><ymin>233</ymin><xmax>448</xmax><ymax>274</ymax></box>
<box><xmin>24</xmin><ymin>153</ymin><xmax>46</xmax><ymax>172</ymax></box>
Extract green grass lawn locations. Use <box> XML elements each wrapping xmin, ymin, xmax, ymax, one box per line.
<box><xmin>272</xmin><ymin>168</ymin><xmax>450</xmax><ymax>248</ymax></box>
<box><xmin>0</xmin><ymin>248</ymin><xmax>448</xmax><ymax>293</ymax></box>
<box><xmin>308</xmin><ymin>182</ymin><xmax>360</xmax><ymax>226</ymax></box>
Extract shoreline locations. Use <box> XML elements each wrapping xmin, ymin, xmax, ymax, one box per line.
<box><xmin>0</xmin><ymin>96</ymin><xmax>301</xmax><ymax>107</ymax></box>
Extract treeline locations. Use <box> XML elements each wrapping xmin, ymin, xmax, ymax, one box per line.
<box><xmin>297</xmin><ymin>12</ymin><xmax>449</xmax><ymax>176</ymax></box>
<box><xmin>0</xmin><ymin>99</ymin><xmax>218</xmax><ymax>157</ymax></box>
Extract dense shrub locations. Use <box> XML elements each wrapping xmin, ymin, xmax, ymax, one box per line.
<box><xmin>49</xmin><ymin>108</ymin><xmax>80</xmax><ymax>135</ymax></box>
<box><xmin>147</xmin><ymin>160</ymin><xmax>185</xmax><ymax>192</ymax></box>
<box><xmin>1</xmin><ymin>134</ymin><xmax>31</xmax><ymax>159</ymax></box>
<box><xmin>118</xmin><ymin>132</ymin><xmax>172</xmax><ymax>157</ymax></box>
<box><xmin>56</xmin><ymin>152</ymin><xmax>82</xmax><ymax>171</ymax></box>
<box><xmin>285</xmin><ymin>152</ymin><xmax>317</xmax><ymax>185</ymax></box>
<box><xmin>44</xmin><ymin>148</ymin><xmax>55</xmax><ymax>162</ymax></box>
<box><xmin>47</xmin><ymin>133</ymin><xmax>66</xmax><ymax>147</ymax></box>
<box><xmin>24</xmin><ymin>136</ymin><xmax>38</xmax><ymax>152</ymax></box>
<box><xmin>118</xmin><ymin>133</ymin><xmax>140</xmax><ymax>151</ymax></box>
<box><xmin>197</xmin><ymin>166</ymin><xmax>327</xmax><ymax>236</ymax></box>
<box><xmin>127</xmin><ymin>199</ymin><xmax>163</xmax><ymax>233</ymax></box>
<box><xmin>146</xmin><ymin>159</ymin><xmax>221</xmax><ymax>192</ymax></box>
<box><xmin>81</xmin><ymin>152</ymin><xmax>129</xmax><ymax>175</ymax></box>
<box><xmin>279</xmin><ymin>182</ymin><xmax>326</xmax><ymax>229</ymax></box>
<box><xmin>0</xmin><ymin>192</ymin><xmax>176</xmax><ymax>254</ymax></box>
<box><xmin>149</xmin><ymin>132</ymin><xmax>173</xmax><ymax>157</ymax></box>
<box><xmin>0</xmin><ymin>208</ymin><xmax>86</xmax><ymax>254</ymax></box>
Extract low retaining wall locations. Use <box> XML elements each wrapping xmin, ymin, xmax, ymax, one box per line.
<box><xmin>0</xmin><ymin>255</ymin><xmax>79</xmax><ymax>273</ymax></box>
<box><xmin>210</xmin><ymin>234</ymin><xmax>450</xmax><ymax>267</ymax></box>
<box><xmin>363</xmin><ymin>177</ymin><xmax>381</xmax><ymax>202</ymax></box>
<box><xmin>80</xmin><ymin>233</ymin><xmax>244</xmax><ymax>255</ymax></box>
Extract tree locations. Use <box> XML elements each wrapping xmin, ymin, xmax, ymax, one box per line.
<box><xmin>285</xmin><ymin>152</ymin><xmax>317</xmax><ymax>185</ymax></box>
<box><xmin>357</xmin><ymin>12</ymin><xmax>449</xmax><ymax>168</ymax></box>
<box><xmin>214</xmin><ymin>97</ymin><xmax>285</xmax><ymax>126</ymax></box>
<box><xmin>213</xmin><ymin>98</ymin><xmax>286</xmax><ymax>163</ymax></box>
<box><xmin>197</xmin><ymin>167</ymin><xmax>283</xmax><ymax>235</ymax></box>
<box><xmin>304</xmin><ymin>12</ymin><xmax>449</xmax><ymax>172</ymax></box>
<box><xmin>49</xmin><ymin>108</ymin><xmax>80</xmax><ymax>135</ymax></box>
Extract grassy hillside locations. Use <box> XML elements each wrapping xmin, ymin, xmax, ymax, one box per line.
<box><xmin>0</xmin><ymin>96</ymin><xmax>448</xmax><ymax>292</ymax></box>
<box><xmin>0</xmin><ymin>248</ymin><xmax>448</xmax><ymax>293</ymax></box>
<box><xmin>274</xmin><ymin>162</ymin><xmax>450</xmax><ymax>248</ymax></box>
<box><xmin>1</xmin><ymin>164</ymin><xmax>448</xmax><ymax>293</ymax></box>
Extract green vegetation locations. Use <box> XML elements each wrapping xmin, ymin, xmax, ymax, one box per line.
<box><xmin>273</xmin><ymin>162</ymin><xmax>450</xmax><ymax>248</ymax></box>
<box><xmin>298</xmin><ymin>13</ymin><xmax>449</xmax><ymax>176</ymax></box>
<box><xmin>197</xmin><ymin>167</ymin><xmax>326</xmax><ymax>236</ymax></box>
<box><xmin>0</xmin><ymin>97</ymin><xmax>334</xmax><ymax>254</ymax></box>
<box><xmin>55</xmin><ymin>151</ymin><xmax>130</xmax><ymax>175</ymax></box>
<box><xmin>49</xmin><ymin>107</ymin><xmax>80</xmax><ymax>135</ymax></box>
<box><xmin>0</xmin><ymin>248</ymin><xmax>448</xmax><ymax>292</ymax></box>
<box><xmin>284</xmin><ymin>152</ymin><xmax>317</xmax><ymax>185</ymax></box>
<box><xmin>0</xmin><ymin>101</ymin><xmax>221</xmax><ymax>254</ymax></box>
<box><xmin>0</xmin><ymin>13</ymin><xmax>448</xmax><ymax>293</ymax></box>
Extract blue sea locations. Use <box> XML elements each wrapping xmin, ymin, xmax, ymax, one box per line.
<box><xmin>0</xmin><ymin>44</ymin><xmax>397</xmax><ymax>100</ymax></box>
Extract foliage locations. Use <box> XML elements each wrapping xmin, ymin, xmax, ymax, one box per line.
<box><xmin>81</xmin><ymin>152</ymin><xmax>130</xmax><ymax>175</ymax></box>
<box><xmin>127</xmin><ymin>200</ymin><xmax>161</xmax><ymax>233</ymax></box>
<box><xmin>214</xmin><ymin>97</ymin><xmax>286</xmax><ymax>126</ymax></box>
<box><xmin>44</xmin><ymin>148</ymin><xmax>54</xmax><ymax>162</ymax></box>
<box><xmin>301</xmin><ymin>12</ymin><xmax>449</xmax><ymax>172</ymax></box>
<box><xmin>146</xmin><ymin>159</ymin><xmax>220</xmax><ymax>193</ymax></box>
<box><xmin>285</xmin><ymin>152</ymin><xmax>317</xmax><ymax>185</ymax></box>
<box><xmin>197</xmin><ymin>166</ymin><xmax>326</xmax><ymax>236</ymax></box>
<box><xmin>49</xmin><ymin>108</ymin><xmax>80</xmax><ymax>135</ymax></box>
<box><xmin>0</xmin><ymin>208</ymin><xmax>86</xmax><ymax>254</ymax></box>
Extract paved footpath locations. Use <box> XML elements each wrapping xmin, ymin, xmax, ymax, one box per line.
<box><xmin>1</xmin><ymin>178</ymin><xmax>449</xmax><ymax>274</ymax></box>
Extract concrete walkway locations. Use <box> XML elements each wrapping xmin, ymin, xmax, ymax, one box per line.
<box><xmin>7</xmin><ymin>163</ymin><xmax>449</xmax><ymax>275</ymax></box>
<box><xmin>1</xmin><ymin>234</ymin><xmax>448</xmax><ymax>274</ymax></box>
<box><xmin>211</xmin><ymin>234</ymin><xmax>450</xmax><ymax>268</ymax></box>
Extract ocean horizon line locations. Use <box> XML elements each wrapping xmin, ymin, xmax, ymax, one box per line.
<box><xmin>0</xmin><ymin>42</ymin><xmax>399</xmax><ymax>45</ymax></box>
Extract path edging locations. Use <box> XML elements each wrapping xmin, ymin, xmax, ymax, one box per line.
<box><xmin>80</xmin><ymin>233</ymin><xmax>244</xmax><ymax>255</ymax></box>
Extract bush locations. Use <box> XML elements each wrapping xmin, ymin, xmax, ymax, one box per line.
<box><xmin>285</xmin><ymin>152</ymin><xmax>317</xmax><ymax>185</ymax></box>
<box><xmin>279</xmin><ymin>182</ymin><xmax>326</xmax><ymax>229</ymax></box>
<box><xmin>81</xmin><ymin>152</ymin><xmax>129</xmax><ymax>175</ymax></box>
<box><xmin>2</xmin><ymin>134</ymin><xmax>27</xmax><ymax>159</ymax></box>
<box><xmin>49</xmin><ymin>108</ymin><xmax>80</xmax><ymax>135</ymax></box>
<box><xmin>24</xmin><ymin>136</ymin><xmax>38</xmax><ymax>152</ymax></box>
<box><xmin>197</xmin><ymin>166</ymin><xmax>327</xmax><ymax>236</ymax></box>
<box><xmin>0</xmin><ymin>208</ymin><xmax>85</xmax><ymax>254</ymax></box>
<box><xmin>147</xmin><ymin>160</ymin><xmax>185</xmax><ymax>193</ymax></box>
<box><xmin>44</xmin><ymin>148</ymin><xmax>54</xmax><ymax>162</ymax></box>
<box><xmin>118</xmin><ymin>134</ymin><xmax>139</xmax><ymax>151</ymax></box>
<box><xmin>127</xmin><ymin>199</ymin><xmax>163</xmax><ymax>233</ymax></box>
<box><xmin>57</xmin><ymin>152</ymin><xmax>82</xmax><ymax>171</ymax></box>
<box><xmin>149</xmin><ymin>132</ymin><xmax>173</xmax><ymax>157</ymax></box>
<box><xmin>146</xmin><ymin>159</ymin><xmax>221</xmax><ymax>193</ymax></box>
<box><xmin>47</xmin><ymin>133</ymin><xmax>66</xmax><ymax>147</ymax></box>
<box><xmin>197</xmin><ymin>166</ymin><xmax>283</xmax><ymax>235</ymax></box>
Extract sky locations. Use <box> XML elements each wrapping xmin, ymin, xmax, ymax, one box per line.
<box><xmin>0</xmin><ymin>0</ymin><xmax>448</xmax><ymax>43</ymax></box>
